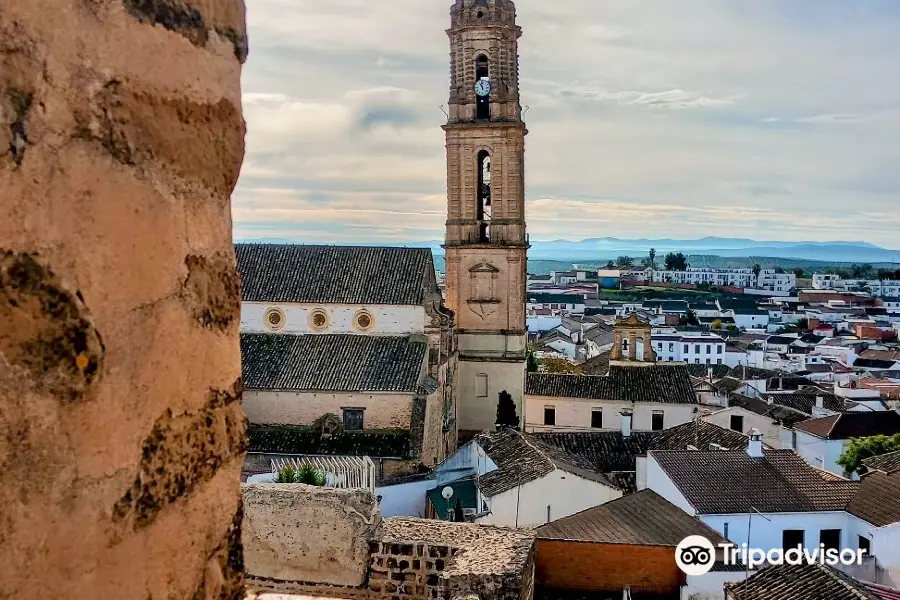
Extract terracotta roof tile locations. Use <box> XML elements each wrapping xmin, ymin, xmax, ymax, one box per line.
<box><xmin>846</xmin><ymin>470</ymin><xmax>900</xmax><ymax>527</ymax></box>
<box><xmin>241</xmin><ymin>333</ymin><xmax>426</xmax><ymax>392</ymax></box>
<box><xmin>794</xmin><ymin>412</ymin><xmax>900</xmax><ymax>440</ymax></box>
<box><xmin>862</xmin><ymin>450</ymin><xmax>900</xmax><ymax>474</ymax></box>
<box><xmin>235</xmin><ymin>243</ymin><xmax>434</xmax><ymax>305</ymax></box>
<box><xmin>475</xmin><ymin>429</ymin><xmax>615</xmax><ymax>496</ymax></box>
<box><xmin>725</xmin><ymin>563</ymin><xmax>886</xmax><ymax>600</ymax></box>
<box><xmin>650</xmin><ymin>449</ymin><xmax>859</xmax><ymax>514</ymax></box>
<box><xmin>536</xmin><ymin>489</ymin><xmax>729</xmax><ymax>546</ymax></box>
<box><xmin>526</xmin><ymin>364</ymin><xmax>697</xmax><ymax>404</ymax></box>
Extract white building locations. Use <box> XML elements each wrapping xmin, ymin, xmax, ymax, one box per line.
<box><xmin>781</xmin><ymin>411</ymin><xmax>900</xmax><ymax>478</ymax></box>
<box><xmin>526</xmin><ymin>292</ymin><xmax>586</xmax><ymax>316</ymax></box>
<box><xmin>647</xmin><ymin>435</ymin><xmax>900</xmax><ymax>582</ymax></box>
<box><xmin>524</xmin><ymin>364</ymin><xmax>699</xmax><ymax>433</ymax></box>
<box><xmin>651</xmin><ymin>268</ymin><xmax>795</xmax><ymax>292</ymax></box>
<box><xmin>236</xmin><ymin>243</ymin><xmax>458</xmax><ymax>468</ymax></box>
<box><xmin>652</xmin><ymin>331</ymin><xmax>727</xmax><ymax>365</ymax></box>
<box><xmin>813</xmin><ymin>274</ymin><xmax>900</xmax><ymax>298</ymax></box>
<box><xmin>430</xmin><ymin>428</ymin><xmax>621</xmax><ymax>528</ymax></box>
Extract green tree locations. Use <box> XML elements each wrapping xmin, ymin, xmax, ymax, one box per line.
<box><xmin>797</xmin><ymin>318</ymin><xmax>809</xmax><ymax>331</ymax></box>
<box><xmin>678</xmin><ymin>309</ymin><xmax>700</xmax><ymax>326</ymax></box>
<box><xmin>711</xmin><ymin>319</ymin><xmax>723</xmax><ymax>330</ymax></box>
<box><xmin>752</xmin><ymin>264</ymin><xmax>762</xmax><ymax>279</ymax></box>
<box><xmin>604</xmin><ymin>260</ymin><xmax>615</xmax><ymax>269</ymax></box>
<box><xmin>616</xmin><ymin>255</ymin><xmax>634</xmax><ymax>268</ymax></box>
<box><xmin>793</xmin><ymin>268</ymin><xmax>805</xmax><ymax>278</ymax></box>
<box><xmin>496</xmin><ymin>390</ymin><xmax>521</xmax><ymax>429</ymax></box>
<box><xmin>837</xmin><ymin>434</ymin><xmax>900</xmax><ymax>475</ymax></box>
<box><xmin>526</xmin><ymin>352</ymin><xmax>539</xmax><ymax>373</ymax></box>
<box><xmin>664</xmin><ymin>252</ymin><xmax>688</xmax><ymax>271</ymax></box>
<box><xmin>648</xmin><ymin>247</ymin><xmax>657</xmax><ymax>270</ymax></box>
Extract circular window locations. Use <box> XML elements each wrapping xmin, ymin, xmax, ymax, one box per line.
<box><xmin>308</xmin><ymin>309</ymin><xmax>330</xmax><ymax>332</ymax></box>
<box><xmin>354</xmin><ymin>310</ymin><xmax>374</xmax><ymax>332</ymax></box>
<box><xmin>264</xmin><ymin>308</ymin><xmax>286</xmax><ymax>331</ymax></box>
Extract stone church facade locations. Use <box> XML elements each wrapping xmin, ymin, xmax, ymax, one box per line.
<box><xmin>442</xmin><ymin>0</ymin><xmax>530</xmax><ymax>438</ymax></box>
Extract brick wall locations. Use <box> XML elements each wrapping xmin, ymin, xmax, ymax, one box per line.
<box><xmin>535</xmin><ymin>540</ymin><xmax>683</xmax><ymax>594</ymax></box>
<box><xmin>368</xmin><ymin>540</ymin><xmax>457</xmax><ymax>600</ymax></box>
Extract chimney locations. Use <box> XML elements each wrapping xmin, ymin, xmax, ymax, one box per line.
<box><xmin>707</xmin><ymin>367</ymin><xmax>714</xmax><ymax>383</ymax></box>
<box><xmin>620</xmin><ymin>410</ymin><xmax>633</xmax><ymax>439</ymax></box>
<box><xmin>816</xmin><ymin>396</ymin><xmax>824</xmax><ymax>409</ymax></box>
<box><xmin>747</xmin><ymin>429</ymin><xmax>764</xmax><ymax>458</ymax></box>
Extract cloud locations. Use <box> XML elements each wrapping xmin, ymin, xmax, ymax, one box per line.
<box><xmin>235</xmin><ymin>0</ymin><xmax>900</xmax><ymax>249</ymax></box>
<box><xmin>560</xmin><ymin>88</ymin><xmax>738</xmax><ymax>109</ymax></box>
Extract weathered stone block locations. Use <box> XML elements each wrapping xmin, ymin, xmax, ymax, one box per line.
<box><xmin>242</xmin><ymin>484</ymin><xmax>382</xmax><ymax>587</ymax></box>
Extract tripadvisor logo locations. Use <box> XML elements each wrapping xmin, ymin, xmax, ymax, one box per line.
<box><xmin>676</xmin><ymin>536</ymin><xmax>716</xmax><ymax>576</ymax></box>
<box><xmin>675</xmin><ymin>536</ymin><xmax>869</xmax><ymax>576</ymax></box>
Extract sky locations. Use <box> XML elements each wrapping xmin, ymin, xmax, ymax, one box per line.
<box><xmin>234</xmin><ymin>0</ymin><xmax>900</xmax><ymax>248</ymax></box>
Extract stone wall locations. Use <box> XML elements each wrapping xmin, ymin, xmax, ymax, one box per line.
<box><xmin>242</xmin><ymin>487</ymin><xmax>535</xmax><ymax>600</ymax></box>
<box><xmin>0</xmin><ymin>0</ymin><xmax>248</xmax><ymax>598</ymax></box>
<box><xmin>243</xmin><ymin>484</ymin><xmax>382</xmax><ymax>587</ymax></box>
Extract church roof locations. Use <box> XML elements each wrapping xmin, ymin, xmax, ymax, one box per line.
<box><xmin>241</xmin><ymin>333</ymin><xmax>427</xmax><ymax>392</ymax></box>
<box><xmin>525</xmin><ymin>364</ymin><xmax>698</xmax><ymax>404</ymax></box>
<box><xmin>235</xmin><ymin>243</ymin><xmax>436</xmax><ymax>305</ymax></box>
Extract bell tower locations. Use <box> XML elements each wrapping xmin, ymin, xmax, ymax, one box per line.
<box><xmin>443</xmin><ymin>0</ymin><xmax>528</xmax><ymax>437</ymax></box>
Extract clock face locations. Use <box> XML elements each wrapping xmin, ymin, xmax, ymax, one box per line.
<box><xmin>475</xmin><ymin>79</ymin><xmax>492</xmax><ymax>97</ymax></box>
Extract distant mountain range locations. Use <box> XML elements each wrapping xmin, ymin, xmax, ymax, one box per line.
<box><xmin>235</xmin><ymin>236</ymin><xmax>900</xmax><ymax>264</ymax></box>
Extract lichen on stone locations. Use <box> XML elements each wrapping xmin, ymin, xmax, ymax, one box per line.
<box><xmin>183</xmin><ymin>253</ymin><xmax>242</xmax><ymax>331</ymax></box>
<box><xmin>112</xmin><ymin>377</ymin><xmax>247</xmax><ymax>529</ymax></box>
<box><xmin>0</xmin><ymin>250</ymin><xmax>104</xmax><ymax>402</ymax></box>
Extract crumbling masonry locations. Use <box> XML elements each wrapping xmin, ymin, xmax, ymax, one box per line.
<box><xmin>0</xmin><ymin>0</ymin><xmax>249</xmax><ymax>598</ymax></box>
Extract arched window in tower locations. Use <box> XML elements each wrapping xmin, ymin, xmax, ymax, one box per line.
<box><xmin>476</xmin><ymin>150</ymin><xmax>492</xmax><ymax>242</ymax></box>
<box><xmin>475</xmin><ymin>54</ymin><xmax>490</xmax><ymax>120</ymax></box>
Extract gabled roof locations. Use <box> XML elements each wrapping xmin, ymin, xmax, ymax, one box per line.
<box><xmin>846</xmin><ymin>470</ymin><xmax>900</xmax><ymax>527</ymax></box>
<box><xmin>241</xmin><ymin>333</ymin><xmax>426</xmax><ymax>392</ymax></box>
<box><xmin>525</xmin><ymin>364</ymin><xmax>697</xmax><ymax>404</ymax></box>
<box><xmin>475</xmin><ymin>429</ymin><xmax>615</xmax><ymax>496</ymax></box>
<box><xmin>649</xmin><ymin>449</ymin><xmax>859</xmax><ymax>514</ymax></box>
<box><xmin>724</xmin><ymin>563</ymin><xmax>889</xmax><ymax>600</ymax></box>
<box><xmin>793</xmin><ymin>412</ymin><xmax>900</xmax><ymax>440</ymax></box>
<box><xmin>862</xmin><ymin>450</ymin><xmax>900</xmax><ymax>474</ymax></box>
<box><xmin>533</xmin><ymin>421</ymin><xmax>751</xmax><ymax>475</ymax></box>
<box><xmin>762</xmin><ymin>392</ymin><xmax>845</xmax><ymax>415</ymax></box>
<box><xmin>235</xmin><ymin>243</ymin><xmax>435</xmax><ymax>305</ymax></box>
<box><xmin>535</xmin><ymin>490</ymin><xmax>729</xmax><ymax>546</ymax></box>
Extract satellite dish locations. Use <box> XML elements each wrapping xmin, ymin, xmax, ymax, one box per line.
<box><xmin>441</xmin><ymin>486</ymin><xmax>454</xmax><ymax>500</ymax></box>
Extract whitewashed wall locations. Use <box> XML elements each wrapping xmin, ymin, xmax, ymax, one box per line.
<box><xmin>786</xmin><ymin>429</ymin><xmax>847</xmax><ymax>476</ymax></box>
<box><xmin>703</xmin><ymin>407</ymin><xmax>779</xmax><ymax>448</ymax></box>
<box><xmin>243</xmin><ymin>390</ymin><xmax>414</xmax><ymax>432</ymax></box>
<box><xmin>524</xmin><ymin>397</ymin><xmax>697</xmax><ymax>433</ymax></box>
<box><xmin>701</xmin><ymin>511</ymin><xmax>855</xmax><ymax>555</ymax></box>
<box><xmin>375</xmin><ymin>479</ymin><xmax>433</xmax><ymax>518</ymax></box>
<box><xmin>647</xmin><ymin>454</ymin><xmax>696</xmax><ymax>514</ymax></box>
<box><xmin>476</xmin><ymin>469</ymin><xmax>621</xmax><ymax>528</ymax></box>
<box><xmin>241</xmin><ymin>301</ymin><xmax>425</xmax><ymax>335</ymax></box>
